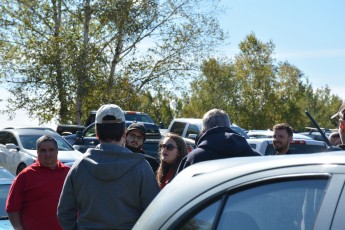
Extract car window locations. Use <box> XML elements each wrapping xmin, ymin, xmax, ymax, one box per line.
<box><xmin>186</xmin><ymin>124</ymin><xmax>200</xmax><ymax>137</ymax></box>
<box><xmin>181</xmin><ymin>199</ymin><xmax>222</xmax><ymax>230</ymax></box>
<box><xmin>125</xmin><ymin>114</ymin><xmax>154</xmax><ymax>123</ymax></box>
<box><xmin>85</xmin><ymin>125</ymin><xmax>96</xmax><ymax>137</ymax></box>
<box><xmin>3</xmin><ymin>133</ymin><xmax>18</xmax><ymax>146</ymax></box>
<box><xmin>179</xmin><ymin>178</ymin><xmax>327</xmax><ymax>230</ymax></box>
<box><xmin>170</xmin><ymin>122</ymin><xmax>187</xmax><ymax>137</ymax></box>
<box><xmin>218</xmin><ymin>178</ymin><xmax>327</xmax><ymax>230</ymax></box>
<box><xmin>0</xmin><ymin>132</ymin><xmax>6</xmax><ymax>145</ymax></box>
<box><xmin>265</xmin><ymin>143</ymin><xmax>328</xmax><ymax>155</ymax></box>
<box><xmin>19</xmin><ymin>135</ymin><xmax>74</xmax><ymax>151</ymax></box>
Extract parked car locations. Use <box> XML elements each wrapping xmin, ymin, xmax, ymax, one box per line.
<box><xmin>57</xmin><ymin>110</ymin><xmax>161</xmax><ymax>136</ymax></box>
<box><xmin>247</xmin><ymin>129</ymin><xmax>312</xmax><ymax>139</ymax></box>
<box><xmin>246</xmin><ymin>138</ymin><xmax>341</xmax><ymax>155</ymax></box>
<box><xmin>167</xmin><ymin>118</ymin><xmax>249</xmax><ymax>151</ymax></box>
<box><xmin>0</xmin><ymin>166</ymin><xmax>15</xmax><ymax>228</ymax></box>
<box><xmin>0</xmin><ymin>128</ymin><xmax>83</xmax><ymax>175</ymax></box>
<box><xmin>64</xmin><ymin>122</ymin><xmax>160</xmax><ymax>159</ymax></box>
<box><xmin>298</xmin><ymin>127</ymin><xmax>337</xmax><ymax>142</ymax></box>
<box><xmin>134</xmin><ymin>151</ymin><xmax>345</xmax><ymax>230</ymax></box>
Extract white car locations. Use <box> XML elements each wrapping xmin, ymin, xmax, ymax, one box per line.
<box><xmin>167</xmin><ymin>118</ymin><xmax>249</xmax><ymax>139</ymax></box>
<box><xmin>246</xmin><ymin>138</ymin><xmax>340</xmax><ymax>155</ymax></box>
<box><xmin>0</xmin><ymin>128</ymin><xmax>83</xmax><ymax>175</ymax></box>
<box><xmin>134</xmin><ymin>151</ymin><xmax>345</xmax><ymax>230</ymax></box>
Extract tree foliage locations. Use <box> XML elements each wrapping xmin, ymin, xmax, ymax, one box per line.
<box><xmin>0</xmin><ymin>0</ymin><xmax>225</xmax><ymax>124</ymax></box>
<box><xmin>180</xmin><ymin>33</ymin><xmax>343</xmax><ymax>131</ymax></box>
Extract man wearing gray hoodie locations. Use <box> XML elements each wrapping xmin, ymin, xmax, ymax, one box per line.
<box><xmin>57</xmin><ymin>104</ymin><xmax>160</xmax><ymax>230</ymax></box>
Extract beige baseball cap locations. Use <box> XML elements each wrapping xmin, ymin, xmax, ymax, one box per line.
<box><xmin>95</xmin><ymin>104</ymin><xmax>125</xmax><ymax>124</ymax></box>
<box><xmin>331</xmin><ymin>103</ymin><xmax>345</xmax><ymax>120</ymax></box>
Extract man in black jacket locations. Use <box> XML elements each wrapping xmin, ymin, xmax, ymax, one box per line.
<box><xmin>125</xmin><ymin>123</ymin><xmax>159</xmax><ymax>174</ymax></box>
<box><xmin>177</xmin><ymin>109</ymin><xmax>261</xmax><ymax>173</ymax></box>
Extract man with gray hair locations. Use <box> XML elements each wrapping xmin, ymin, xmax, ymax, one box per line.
<box><xmin>177</xmin><ymin>109</ymin><xmax>261</xmax><ymax>173</ymax></box>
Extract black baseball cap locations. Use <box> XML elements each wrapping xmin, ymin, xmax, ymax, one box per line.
<box><xmin>126</xmin><ymin>123</ymin><xmax>146</xmax><ymax>139</ymax></box>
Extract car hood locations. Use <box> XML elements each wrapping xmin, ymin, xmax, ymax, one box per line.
<box><xmin>0</xmin><ymin>219</ymin><xmax>11</xmax><ymax>228</ymax></box>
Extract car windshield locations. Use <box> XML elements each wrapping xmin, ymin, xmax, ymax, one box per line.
<box><xmin>19</xmin><ymin>135</ymin><xmax>74</xmax><ymax>151</ymax></box>
<box><xmin>0</xmin><ymin>184</ymin><xmax>11</xmax><ymax>217</ymax></box>
<box><xmin>125</xmin><ymin>114</ymin><xmax>154</xmax><ymax>123</ymax></box>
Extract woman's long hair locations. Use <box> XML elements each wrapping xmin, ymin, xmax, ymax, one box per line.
<box><xmin>156</xmin><ymin>133</ymin><xmax>188</xmax><ymax>188</ymax></box>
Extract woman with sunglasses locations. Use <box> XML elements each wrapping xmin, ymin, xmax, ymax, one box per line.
<box><xmin>156</xmin><ymin>133</ymin><xmax>188</xmax><ymax>189</ymax></box>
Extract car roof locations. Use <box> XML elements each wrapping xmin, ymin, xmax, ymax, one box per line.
<box><xmin>4</xmin><ymin>126</ymin><xmax>55</xmax><ymax>132</ymax></box>
<box><xmin>135</xmin><ymin>151</ymin><xmax>345</xmax><ymax>228</ymax></box>
<box><xmin>0</xmin><ymin>128</ymin><xmax>60</xmax><ymax>136</ymax></box>
<box><xmin>171</xmin><ymin>118</ymin><xmax>202</xmax><ymax>126</ymax></box>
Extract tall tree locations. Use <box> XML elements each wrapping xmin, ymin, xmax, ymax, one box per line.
<box><xmin>181</xmin><ymin>33</ymin><xmax>343</xmax><ymax>131</ymax></box>
<box><xmin>0</xmin><ymin>0</ymin><xmax>226</xmax><ymax>124</ymax></box>
<box><xmin>233</xmin><ymin>33</ymin><xmax>277</xmax><ymax>129</ymax></box>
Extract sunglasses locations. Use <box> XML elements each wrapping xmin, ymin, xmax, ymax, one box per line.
<box><xmin>159</xmin><ymin>143</ymin><xmax>176</xmax><ymax>151</ymax></box>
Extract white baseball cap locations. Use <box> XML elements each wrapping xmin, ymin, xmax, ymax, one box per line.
<box><xmin>95</xmin><ymin>104</ymin><xmax>125</xmax><ymax>124</ymax></box>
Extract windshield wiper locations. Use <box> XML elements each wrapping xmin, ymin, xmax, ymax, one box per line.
<box><xmin>0</xmin><ymin>216</ymin><xmax>9</xmax><ymax>220</ymax></box>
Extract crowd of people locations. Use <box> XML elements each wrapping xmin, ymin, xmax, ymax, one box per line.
<box><xmin>5</xmin><ymin>102</ymin><xmax>345</xmax><ymax>229</ymax></box>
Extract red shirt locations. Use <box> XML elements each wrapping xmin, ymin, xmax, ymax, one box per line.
<box><xmin>6</xmin><ymin>161</ymin><xmax>70</xmax><ymax>230</ymax></box>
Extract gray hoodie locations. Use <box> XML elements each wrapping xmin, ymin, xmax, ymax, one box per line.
<box><xmin>57</xmin><ymin>144</ymin><xmax>160</xmax><ymax>230</ymax></box>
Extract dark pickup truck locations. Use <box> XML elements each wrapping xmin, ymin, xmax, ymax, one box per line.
<box><xmin>57</xmin><ymin>111</ymin><xmax>160</xmax><ymax>136</ymax></box>
<box><xmin>61</xmin><ymin>111</ymin><xmax>162</xmax><ymax>157</ymax></box>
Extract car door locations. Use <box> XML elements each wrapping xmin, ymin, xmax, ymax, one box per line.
<box><xmin>78</xmin><ymin>125</ymin><xmax>99</xmax><ymax>152</ymax></box>
<box><xmin>165</xmin><ymin>167</ymin><xmax>343</xmax><ymax>230</ymax></box>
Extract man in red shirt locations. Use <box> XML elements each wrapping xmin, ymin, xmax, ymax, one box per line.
<box><xmin>6</xmin><ymin>135</ymin><xmax>70</xmax><ymax>230</ymax></box>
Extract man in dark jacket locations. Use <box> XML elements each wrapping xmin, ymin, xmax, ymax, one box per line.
<box><xmin>125</xmin><ymin>123</ymin><xmax>159</xmax><ymax>174</ymax></box>
<box><xmin>177</xmin><ymin>109</ymin><xmax>261</xmax><ymax>173</ymax></box>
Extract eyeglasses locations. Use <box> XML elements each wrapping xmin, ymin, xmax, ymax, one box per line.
<box><xmin>129</xmin><ymin>133</ymin><xmax>144</xmax><ymax>141</ymax></box>
<box><xmin>159</xmin><ymin>143</ymin><xmax>176</xmax><ymax>151</ymax></box>
<box><xmin>159</xmin><ymin>144</ymin><xmax>176</xmax><ymax>151</ymax></box>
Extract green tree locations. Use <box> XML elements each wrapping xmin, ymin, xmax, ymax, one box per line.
<box><xmin>0</xmin><ymin>0</ymin><xmax>226</xmax><ymax>125</ymax></box>
<box><xmin>181</xmin><ymin>33</ymin><xmax>343</xmax><ymax>131</ymax></box>
<box><xmin>233</xmin><ymin>33</ymin><xmax>277</xmax><ymax>129</ymax></box>
<box><xmin>181</xmin><ymin>58</ymin><xmax>239</xmax><ymax>119</ymax></box>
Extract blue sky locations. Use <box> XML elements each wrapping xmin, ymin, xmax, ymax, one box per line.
<box><xmin>1</xmin><ymin>0</ymin><xmax>344</xmax><ymax>128</ymax></box>
<box><xmin>218</xmin><ymin>0</ymin><xmax>345</xmax><ymax>99</ymax></box>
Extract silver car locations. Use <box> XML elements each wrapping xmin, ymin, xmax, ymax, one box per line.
<box><xmin>0</xmin><ymin>128</ymin><xmax>83</xmax><ymax>175</ymax></box>
<box><xmin>0</xmin><ymin>166</ymin><xmax>15</xmax><ymax>228</ymax></box>
<box><xmin>134</xmin><ymin>152</ymin><xmax>345</xmax><ymax>230</ymax></box>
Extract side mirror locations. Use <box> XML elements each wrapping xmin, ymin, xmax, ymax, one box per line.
<box><xmin>6</xmin><ymin>143</ymin><xmax>20</xmax><ymax>151</ymax></box>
